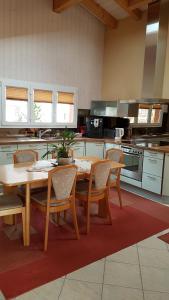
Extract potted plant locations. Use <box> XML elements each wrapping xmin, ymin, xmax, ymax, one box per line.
<box><xmin>42</xmin><ymin>129</ymin><xmax>77</xmax><ymax>165</ymax></box>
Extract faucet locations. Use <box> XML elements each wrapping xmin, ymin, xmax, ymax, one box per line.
<box><xmin>38</xmin><ymin>129</ymin><xmax>52</xmax><ymax>139</ymax></box>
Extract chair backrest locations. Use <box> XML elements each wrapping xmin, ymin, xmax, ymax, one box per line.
<box><xmin>106</xmin><ymin>148</ymin><xmax>124</xmax><ymax>163</ymax></box>
<box><xmin>47</xmin><ymin>165</ymin><xmax>77</xmax><ymax>204</ymax></box>
<box><xmin>13</xmin><ymin>150</ymin><xmax>38</xmax><ymax>164</ymax></box>
<box><xmin>89</xmin><ymin>160</ymin><xmax>112</xmax><ymax>192</ymax></box>
<box><xmin>106</xmin><ymin>148</ymin><xmax>124</xmax><ymax>176</ymax></box>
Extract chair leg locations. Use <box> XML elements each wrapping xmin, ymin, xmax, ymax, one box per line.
<box><xmin>14</xmin><ymin>214</ymin><xmax>18</xmax><ymax>231</ymax></box>
<box><xmin>71</xmin><ymin>205</ymin><xmax>80</xmax><ymax>240</ymax></box>
<box><xmin>63</xmin><ymin>210</ymin><xmax>67</xmax><ymax>222</ymax></box>
<box><xmin>116</xmin><ymin>183</ymin><xmax>122</xmax><ymax>208</ymax></box>
<box><xmin>44</xmin><ymin>212</ymin><xmax>50</xmax><ymax>251</ymax></box>
<box><xmin>22</xmin><ymin>209</ymin><xmax>26</xmax><ymax>246</ymax></box>
<box><xmin>14</xmin><ymin>214</ymin><xmax>17</xmax><ymax>225</ymax></box>
<box><xmin>86</xmin><ymin>201</ymin><xmax>90</xmax><ymax>234</ymax></box>
<box><xmin>105</xmin><ymin>197</ymin><xmax>112</xmax><ymax>225</ymax></box>
<box><xmin>56</xmin><ymin>212</ymin><xmax>60</xmax><ymax>225</ymax></box>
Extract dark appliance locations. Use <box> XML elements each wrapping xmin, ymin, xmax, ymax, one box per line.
<box><xmin>86</xmin><ymin>117</ymin><xmax>103</xmax><ymax>138</ymax></box>
<box><xmin>121</xmin><ymin>146</ymin><xmax>144</xmax><ymax>181</ymax></box>
<box><xmin>77</xmin><ymin>109</ymin><xmax>90</xmax><ymax>136</ymax></box>
<box><xmin>103</xmin><ymin>117</ymin><xmax>129</xmax><ymax>139</ymax></box>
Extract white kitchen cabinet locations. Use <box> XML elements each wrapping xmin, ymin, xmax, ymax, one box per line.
<box><xmin>142</xmin><ymin>173</ymin><xmax>162</xmax><ymax>194</ymax></box>
<box><xmin>18</xmin><ymin>143</ymin><xmax>48</xmax><ymax>160</ymax></box>
<box><xmin>143</xmin><ymin>156</ymin><xmax>164</xmax><ymax>177</ymax></box>
<box><xmin>86</xmin><ymin>142</ymin><xmax>104</xmax><ymax>159</ymax></box>
<box><xmin>142</xmin><ymin>150</ymin><xmax>164</xmax><ymax>194</ymax></box>
<box><xmin>162</xmin><ymin>153</ymin><xmax>169</xmax><ymax>196</ymax></box>
<box><xmin>144</xmin><ymin>150</ymin><xmax>164</xmax><ymax>160</ymax></box>
<box><xmin>71</xmin><ymin>142</ymin><xmax>85</xmax><ymax>158</ymax></box>
<box><xmin>0</xmin><ymin>145</ymin><xmax>18</xmax><ymax>164</ymax></box>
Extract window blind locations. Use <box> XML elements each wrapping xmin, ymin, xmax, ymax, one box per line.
<box><xmin>6</xmin><ymin>87</ymin><xmax>28</xmax><ymax>101</ymax></box>
<box><xmin>58</xmin><ymin>92</ymin><xmax>74</xmax><ymax>104</ymax></box>
<box><xmin>139</xmin><ymin>104</ymin><xmax>151</xmax><ymax>109</ymax></box>
<box><xmin>34</xmin><ymin>90</ymin><xmax>52</xmax><ymax>103</ymax></box>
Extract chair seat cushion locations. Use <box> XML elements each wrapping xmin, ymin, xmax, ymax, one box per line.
<box><xmin>31</xmin><ymin>191</ymin><xmax>69</xmax><ymax>207</ymax></box>
<box><xmin>76</xmin><ymin>180</ymin><xmax>104</xmax><ymax>197</ymax></box>
<box><xmin>0</xmin><ymin>194</ymin><xmax>23</xmax><ymax>211</ymax></box>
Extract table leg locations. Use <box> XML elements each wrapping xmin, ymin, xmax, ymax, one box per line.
<box><xmin>25</xmin><ymin>183</ymin><xmax>30</xmax><ymax>246</ymax></box>
<box><xmin>3</xmin><ymin>186</ymin><xmax>17</xmax><ymax>225</ymax></box>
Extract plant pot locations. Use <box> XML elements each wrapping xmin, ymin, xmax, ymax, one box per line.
<box><xmin>58</xmin><ymin>157</ymin><xmax>72</xmax><ymax>165</ymax></box>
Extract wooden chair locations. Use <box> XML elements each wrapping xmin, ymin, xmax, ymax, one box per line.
<box><xmin>31</xmin><ymin>165</ymin><xmax>80</xmax><ymax>251</ymax></box>
<box><xmin>76</xmin><ymin>160</ymin><xmax>112</xmax><ymax>234</ymax></box>
<box><xmin>13</xmin><ymin>150</ymin><xmax>47</xmax><ymax>194</ymax></box>
<box><xmin>13</xmin><ymin>149</ymin><xmax>38</xmax><ymax>164</ymax></box>
<box><xmin>105</xmin><ymin>148</ymin><xmax>124</xmax><ymax>208</ymax></box>
<box><xmin>0</xmin><ymin>194</ymin><xmax>26</xmax><ymax>246</ymax></box>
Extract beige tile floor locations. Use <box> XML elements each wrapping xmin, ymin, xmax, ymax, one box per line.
<box><xmin>10</xmin><ymin>228</ymin><xmax>169</xmax><ymax>300</ymax></box>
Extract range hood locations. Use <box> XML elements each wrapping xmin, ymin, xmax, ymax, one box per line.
<box><xmin>90</xmin><ymin>101</ymin><xmax>139</xmax><ymax>117</ymax></box>
<box><xmin>90</xmin><ymin>0</ymin><xmax>169</xmax><ymax>117</ymax></box>
<box><xmin>141</xmin><ymin>0</ymin><xmax>169</xmax><ymax>100</ymax></box>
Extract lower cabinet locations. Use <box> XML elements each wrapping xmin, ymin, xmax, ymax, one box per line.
<box><xmin>71</xmin><ymin>142</ymin><xmax>85</xmax><ymax>158</ymax></box>
<box><xmin>0</xmin><ymin>145</ymin><xmax>18</xmax><ymax>164</ymax></box>
<box><xmin>162</xmin><ymin>154</ymin><xmax>169</xmax><ymax>196</ymax></box>
<box><xmin>18</xmin><ymin>143</ymin><xmax>48</xmax><ymax>160</ymax></box>
<box><xmin>142</xmin><ymin>173</ymin><xmax>162</xmax><ymax>194</ymax></box>
<box><xmin>86</xmin><ymin>142</ymin><xmax>104</xmax><ymax>159</ymax></box>
<box><xmin>142</xmin><ymin>150</ymin><xmax>164</xmax><ymax>194</ymax></box>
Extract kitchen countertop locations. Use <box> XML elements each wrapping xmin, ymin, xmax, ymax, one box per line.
<box><xmin>0</xmin><ymin>137</ymin><xmax>169</xmax><ymax>153</ymax></box>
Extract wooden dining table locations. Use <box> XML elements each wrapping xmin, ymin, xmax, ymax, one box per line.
<box><xmin>0</xmin><ymin>156</ymin><xmax>124</xmax><ymax>246</ymax></box>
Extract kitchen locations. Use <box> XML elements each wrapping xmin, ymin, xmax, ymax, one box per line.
<box><xmin>0</xmin><ymin>0</ymin><xmax>169</xmax><ymax>300</ymax></box>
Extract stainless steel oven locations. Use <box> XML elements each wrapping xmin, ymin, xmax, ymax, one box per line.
<box><xmin>121</xmin><ymin>146</ymin><xmax>143</xmax><ymax>181</ymax></box>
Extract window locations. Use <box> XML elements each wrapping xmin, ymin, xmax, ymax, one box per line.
<box><xmin>129</xmin><ymin>104</ymin><xmax>163</xmax><ymax>127</ymax></box>
<box><xmin>33</xmin><ymin>89</ymin><xmax>53</xmax><ymax>123</ymax></box>
<box><xmin>138</xmin><ymin>109</ymin><xmax>149</xmax><ymax>124</ymax></box>
<box><xmin>57</xmin><ymin>92</ymin><xmax>74</xmax><ymax>123</ymax></box>
<box><xmin>5</xmin><ymin>86</ymin><xmax>28</xmax><ymax>123</ymax></box>
<box><xmin>151</xmin><ymin>105</ymin><xmax>162</xmax><ymax>124</ymax></box>
<box><xmin>1</xmin><ymin>79</ymin><xmax>78</xmax><ymax>128</ymax></box>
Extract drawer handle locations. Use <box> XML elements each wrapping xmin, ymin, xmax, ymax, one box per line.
<box><xmin>147</xmin><ymin>175</ymin><xmax>156</xmax><ymax>181</ymax></box>
<box><xmin>148</xmin><ymin>158</ymin><xmax>157</xmax><ymax>163</ymax></box>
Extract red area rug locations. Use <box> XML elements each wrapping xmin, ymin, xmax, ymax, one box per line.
<box><xmin>0</xmin><ymin>189</ymin><xmax>169</xmax><ymax>299</ymax></box>
<box><xmin>158</xmin><ymin>232</ymin><xmax>169</xmax><ymax>244</ymax></box>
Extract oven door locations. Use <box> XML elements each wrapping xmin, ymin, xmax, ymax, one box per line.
<box><xmin>121</xmin><ymin>152</ymin><xmax>143</xmax><ymax>181</ymax></box>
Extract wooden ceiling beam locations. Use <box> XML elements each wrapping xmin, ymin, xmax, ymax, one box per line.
<box><xmin>128</xmin><ymin>0</ymin><xmax>152</xmax><ymax>10</ymax></box>
<box><xmin>114</xmin><ymin>0</ymin><xmax>142</xmax><ymax>20</ymax></box>
<box><xmin>80</xmin><ymin>0</ymin><xmax>118</xmax><ymax>29</ymax></box>
<box><xmin>53</xmin><ymin>0</ymin><xmax>82</xmax><ymax>13</ymax></box>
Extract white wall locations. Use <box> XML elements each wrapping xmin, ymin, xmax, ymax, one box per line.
<box><xmin>0</xmin><ymin>0</ymin><xmax>105</xmax><ymax>109</ymax></box>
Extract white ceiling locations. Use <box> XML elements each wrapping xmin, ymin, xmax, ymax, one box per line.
<box><xmin>95</xmin><ymin>0</ymin><xmax>147</xmax><ymax>20</ymax></box>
